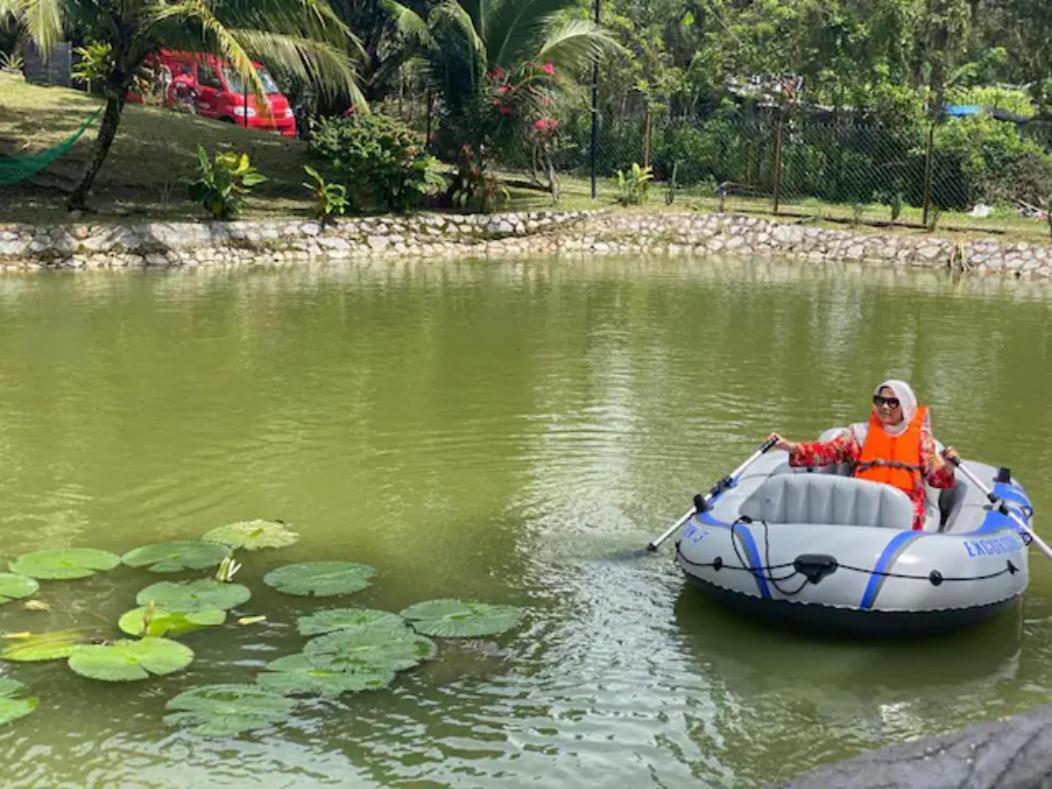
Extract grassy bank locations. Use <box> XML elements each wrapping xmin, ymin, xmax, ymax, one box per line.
<box><xmin>2</xmin><ymin>72</ymin><xmax>1050</xmax><ymax>245</ymax></box>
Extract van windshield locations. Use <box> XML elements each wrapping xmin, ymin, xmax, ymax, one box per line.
<box><xmin>222</xmin><ymin>65</ymin><xmax>281</xmax><ymax>95</ymax></box>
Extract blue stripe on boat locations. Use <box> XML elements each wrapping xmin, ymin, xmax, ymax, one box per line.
<box><xmin>697</xmin><ymin>512</ymin><xmax>771</xmax><ymax>600</ymax></box>
<box><xmin>859</xmin><ymin>531</ymin><xmax>923</xmax><ymax>610</ymax></box>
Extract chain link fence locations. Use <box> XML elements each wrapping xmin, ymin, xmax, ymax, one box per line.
<box><xmin>488</xmin><ymin>105</ymin><xmax>1052</xmax><ymax>239</ymax></box>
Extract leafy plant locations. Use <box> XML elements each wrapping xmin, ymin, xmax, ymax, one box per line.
<box><xmin>449</xmin><ymin>145</ymin><xmax>507</xmax><ymax>213</ymax></box>
<box><xmin>302</xmin><ymin>166</ymin><xmax>348</xmax><ymax>225</ymax></box>
<box><xmin>399</xmin><ymin>599</ymin><xmax>523</xmax><ymax>638</ymax></box>
<box><xmin>68</xmin><ymin>637</ymin><xmax>194</xmax><ymax>682</ymax></box>
<box><xmin>165</xmin><ymin>684</ymin><xmax>297</xmax><ymax>737</ymax></box>
<box><xmin>890</xmin><ymin>192</ymin><xmax>903</xmax><ymax>222</ymax></box>
<box><xmin>71</xmin><ymin>41</ymin><xmax>115</xmax><ymax>85</ymax></box>
<box><xmin>297</xmin><ymin>608</ymin><xmax>407</xmax><ymax>637</ymax></box>
<box><xmin>0</xmin><ymin>678</ymin><xmax>37</xmax><ymax>726</ymax></box>
<box><xmin>9</xmin><ymin>548</ymin><xmax>120</xmax><ymax>580</ymax></box>
<box><xmin>0</xmin><ymin>573</ymin><xmax>38</xmax><ymax>605</ymax></box>
<box><xmin>614</xmin><ymin>163</ymin><xmax>652</xmax><ymax>206</ymax></box>
<box><xmin>304</xmin><ymin>628</ymin><xmax>436</xmax><ymax>673</ymax></box>
<box><xmin>137</xmin><ymin>579</ymin><xmax>251</xmax><ymax>611</ymax></box>
<box><xmin>263</xmin><ymin>562</ymin><xmax>376</xmax><ymax>597</ymax></box>
<box><xmin>309</xmin><ymin>114</ymin><xmax>445</xmax><ymax>212</ymax></box>
<box><xmin>214</xmin><ymin>556</ymin><xmax>243</xmax><ymax>582</ymax></box>
<box><xmin>122</xmin><ymin>541</ymin><xmax>230</xmax><ymax>573</ymax></box>
<box><xmin>1046</xmin><ymin>197</ymin><xmax>1051</xmax><ymax>241</ymax></box>
<box><xmin>0</xmin><ymin>51</ymin><xmax>24</xmax><ymax>75</ymax></box>
<box><xmin>118</xmin><ymin>606</ymin><xmax>226</xmax><ymax>638</ymax></box>
<box><xmin>0</xmin><ymin>630</ymin><xmax>93</xmax><ymax>662</ymax></box>
<box><xmin>202</xmin><ymin>520</ymin><xmax>299</xmax><ymax>551</ymax></box>
<box><xmin>188</xmin><ymin>146</ymin><xmax>267</xmax><ymax>221</ymax></box>
<box><xmin>257</xmin><ymin>654</ymin><xmax>395</xmax><ymax>697</ymax></box>
<box><xmin>927</xmin><ymin>206</ymin><xmax>943</xmax><ymax>232</ymax></box>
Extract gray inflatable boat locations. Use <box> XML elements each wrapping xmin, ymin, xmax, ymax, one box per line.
<box><xmin>675</xmin><ymin>430</ymin><xmax>1035</xmax><ymax>634</ymax></box>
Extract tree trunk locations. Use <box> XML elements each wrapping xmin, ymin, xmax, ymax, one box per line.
<box><xmin>67</xmin><ymin>91</ymin><xmax>125</xmax><ymax>211</ymax></box>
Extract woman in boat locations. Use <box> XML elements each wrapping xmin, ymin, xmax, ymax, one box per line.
<box><xmin>768</xmin><ymin>379</ymin><xmax>960</xmax><ymax>531</ymax></box>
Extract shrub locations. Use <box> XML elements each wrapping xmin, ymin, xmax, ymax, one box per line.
<box><xmin>302</xmin><ymin>166</ymin><xmax>347</xmax><ymax>226</ymax></box>
<box><xmin>926</xmin><ymin>116</ymin><xmax>1052</xmax><ymax>210</ymax></box>
<box><xmin>309</xmin><ymin>113</ymin><xmax>445</xmax><ymax>212</ymax></box>
<box><xmin>188</xmin><ymin>146</ymin><xmax>266</xmax><ymax>220</ymax></box>
<box><xmin>614</xmin><ymin>163</ymin><xmax>652</xmax><ymax>205</ymax></box>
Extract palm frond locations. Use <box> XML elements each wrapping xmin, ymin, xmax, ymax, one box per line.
<box><xmin>227</xmin><ymin>28</ymin><xmax>367</xmax><ymax>106</ymax></box>
<box><xmin>381</xmin><ymin>0</ymin><xmax>432</xmax><ymax>45</ymax></box>
<box><xmin>5</xmin><ymin>0</ymin><xmax>64</xmax><ymax>54</ymax></box>
<box><xmin>536</xmin><ymin>19</ymin><xmax>621</xmax><ymax>72</ymax></box>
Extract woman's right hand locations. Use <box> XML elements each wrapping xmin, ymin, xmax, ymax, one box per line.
<box><xmin>767</xmin><ymin>432</ymin><xmax>797</xmax><ymax>453</ymax></box>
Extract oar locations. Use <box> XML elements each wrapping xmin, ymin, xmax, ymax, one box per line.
<box><xmin>942</xmin><ymin>451</ymin><xmax>1052</xmax><ymax>561</ymax></box>
<box><xmin>647</xmin><ymin>437</ymin><xmax>778</xmax><ymax>552</ymax></box>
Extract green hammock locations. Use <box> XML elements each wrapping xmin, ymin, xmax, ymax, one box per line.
<box><xmin>0</xmin><ymin>106</ymin><xmax>103</xmax><ymax>186</ymax></box>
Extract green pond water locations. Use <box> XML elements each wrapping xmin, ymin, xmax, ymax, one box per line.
<box><xmin>0</xmin><ymin>257</ymin><xmax>1050</xmax><ymax>787</ymax></box>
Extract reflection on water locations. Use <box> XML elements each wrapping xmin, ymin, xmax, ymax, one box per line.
<box><xmin>0</xmin><ymin>257</ymin><xmax>1049</xmax><ymax>786</ymax></box>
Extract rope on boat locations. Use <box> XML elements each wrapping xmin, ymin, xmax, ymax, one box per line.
<box><xmin>675</xmin><ymin>519</ymin><xmax>1018</xmax><ymax>598</ymax></box>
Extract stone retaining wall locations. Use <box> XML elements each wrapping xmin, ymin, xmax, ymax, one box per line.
<box><xmin>1</xmin><ymin>210</ymin><xmax>1050</xmax><ymax>277</ymax></box>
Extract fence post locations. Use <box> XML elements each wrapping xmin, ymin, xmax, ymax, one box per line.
<box><xmin>772</xmin><ymin>109</ymin><xmax>784</xmax><ymax>214</ymax></box>
<box><xmin>643</xmin><ymin>106</ymin><xmax>652</xmax><ymax>169</ymax></box>
<box><xmin>922</xmin><ymin>122</ymin><xmax>935</xmax><ymax>226</ymax></box>
<box><xmin>589</xmin><ymin>0</ymin><xmax>600</xmax><ymax>200</ymax></box>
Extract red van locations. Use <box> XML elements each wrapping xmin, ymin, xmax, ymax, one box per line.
<box><xmin>130</xmin><ymin>50</ymin><xmax>296</xmax><ymax>137</ymax></box>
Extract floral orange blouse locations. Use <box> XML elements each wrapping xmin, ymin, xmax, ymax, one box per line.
<box><xmin>789</xmin><ymin>427</ymin><xmax>956</xmax><ymax>530</ymax></box>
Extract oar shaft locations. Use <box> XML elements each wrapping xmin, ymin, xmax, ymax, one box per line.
<box><xmin>950</xmin><ymin>457</ymin><xmax>1052</xmax><ymax>561</ymax></box>
<box><xmin>648</xmin><ymin>437</ymin><xmax>777</xmax><ymax>552</ymax></box>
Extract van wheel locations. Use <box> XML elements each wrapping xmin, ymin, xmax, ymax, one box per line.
<box><xmin>220</xmin><ymin>117</ymin><xmax>236</xmax><ymax>124</ymax></box>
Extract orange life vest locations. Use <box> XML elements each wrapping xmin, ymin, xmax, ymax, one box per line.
<box><xmin>854</xmin><ymin>405</ymin><xmax>928</xmax><ymax>496</ymax></box>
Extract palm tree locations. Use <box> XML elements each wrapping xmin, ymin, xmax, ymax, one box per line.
<box><xmin>0</xmin><ymin>0</ymin><xmax>366</xmax><ymax>210</ymax></box>
<box><xmin>382</xmin><ymin>0</ymin><xmax>616</xmax><ymax>129</ymax></box>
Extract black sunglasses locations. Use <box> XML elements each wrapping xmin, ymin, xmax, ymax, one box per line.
<box><xmin>873</xmin><ymin>394</ymin><xmax>901</xmax><ymax>409</ymax></box>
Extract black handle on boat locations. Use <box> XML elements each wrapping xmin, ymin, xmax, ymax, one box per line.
<box><xmin>942</xmin><ymin>450</ymin><xmax>1052</xmax><ymax>561</ymax></box>
<box><xmin>646</xmin><ymin>438</ymin><xmax>779</xmax><ymax>553</ymax></box>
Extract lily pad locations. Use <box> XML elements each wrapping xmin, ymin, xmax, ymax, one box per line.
<box><xmin>400</xmin><ymin>599</ymin><xmax>524</xmax><ymax>638</ymax></box>
<box><xmin>0</xmin><ymin>678</ymin><xmax>38</xmax><ymax>726</ymax></box>
<box><xmin>263</xmin><ymin>562</ymin><xmax>376</xmax><ymax>597</ymax></box>
<box><xmin>68</xmin><ymin>637</ymin><xmax>194</xmax><ymax>682</ymax></box>
<box><xmin>202</xmin><ymin>520</ymin><xmax>299</xmax><ymax>551</ymax></box>
<box><xmin>9</xmin><ymin>548</ymin><xmax>120</xmax><ymax>580</ymax></box>
<box><xmin>257</xmin><ymin>654</ymin><xmax>395</xmax><ymax>697</ymax></box>
<box><xmin>296</xmin><ymin>608</ymin><xmax>408</xmax><ymax>637</ymax></box>
<box><xmin>1</xmin><ymin>630</ymin><xmax>93</xmax><ymax>662</ymax></box>
<box><xmin>118</xmin><ymin>606</ymin><xmax>227</xmax><ymax>638</ymax></box>
<box><xmin>164</xmin><ymin>683</ymin><xmax>297</xmax><ymax>737</ymax></box>
<box><xmin>122</xmin><ymin>541</ymin><xmax>230</xmax><ymax>573</ymax></box>
<box><xmin>0</xmin><ymin>573</ymin><xmax>39</xmax><ymax>605</ymax></box>
<box><xmin>304</xmin><ymin>628</ymin><xmax>436</xmax><ymax>673</ymax></box>
<box><xmin>136</xmin><ymin>579</ymin><xmax>251</xmax><ymax>612</ymax></box>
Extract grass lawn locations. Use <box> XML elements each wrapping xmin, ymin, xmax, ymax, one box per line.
<box><xmin>2</xmin><ymin>72</ymin><xmax>1050</xmax><ymax>246</ymax></box>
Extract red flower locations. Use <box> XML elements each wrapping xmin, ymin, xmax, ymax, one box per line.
<box><xmin>497</xmin><ymin>85</ymin><xmax>510</xmax><ymax>95</ymax></box>
<box><xmin>499</xmin><ymin>105</ymin><xmax>512</xmax><ymax>116</ymax></box>
<box><xmin>542</xmin><ymin>62</ymin><xmax>555</xmax><ymax>76</ymax></box>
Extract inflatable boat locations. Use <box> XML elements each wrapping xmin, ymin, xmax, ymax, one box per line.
<box><xmin>673</xmin><ymin>431</ymin><xmax>1035</xmax><ymax>634</ymax></box>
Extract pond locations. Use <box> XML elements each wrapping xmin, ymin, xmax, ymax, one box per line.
<box><xmin>0</xmin><ymin>257</ymin><xmax>1050</xmax><ymax>787</ymax></box>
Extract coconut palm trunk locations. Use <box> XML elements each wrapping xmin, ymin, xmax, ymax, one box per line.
<box><xmin>67</xmin><ymin>87</ymin><xmax>125</xmax><ymax>211</ymax></box>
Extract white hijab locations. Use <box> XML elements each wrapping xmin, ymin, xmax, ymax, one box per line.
<box><xmin>849</xmin><ymin>379</ymin><xmax>926</xmax><ymax>443</ymax></box>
